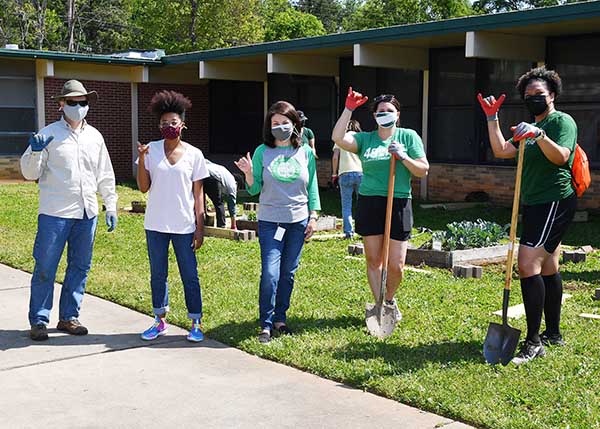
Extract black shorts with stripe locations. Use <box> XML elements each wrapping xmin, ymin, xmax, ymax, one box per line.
<box><xmin>521</xmin><ymin>193</ymin><xmax>577</xmax><ymax>253</ymax></box>
<box><xmin>355</xmin><ymin>195</ymin><xmax>413</xmax><ymax>241</ymax></box>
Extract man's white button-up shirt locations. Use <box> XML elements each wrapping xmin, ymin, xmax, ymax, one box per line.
<box><xmin>20</xmin><ymin>117</ymin><xmax>118</xmax><ymax>219</ymax></box>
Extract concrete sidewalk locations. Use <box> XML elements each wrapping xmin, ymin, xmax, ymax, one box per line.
<box><xmin>0</xmin><ymin>263</ymin><xmax>472</xmax><ymax>429</ymax></box>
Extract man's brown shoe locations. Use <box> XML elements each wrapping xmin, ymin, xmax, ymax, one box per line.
<box><xmin>57</xmin><ymin>319</ymin><xmax>88</xmax><ymax>335</ymax></box>
<box><xmin>30</xmin><ymin>324</ymin><xmax>49</xmax><ymax>341</ymax></box>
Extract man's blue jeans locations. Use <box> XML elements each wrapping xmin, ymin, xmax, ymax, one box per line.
<box><xmin>29</xmin><ymin>213</ymin><xmax>98</xmax><ymax>326</ymax></box>
<box><xmin>339</xmin><ymin>172</ymin><xmax>362</xmax><ymax>237</ymax></box>
<box><xmin>145</xmin><ymin>230</ymin><xmax>202</xmax><ymax>319</ymax></box>
<box><xmin>258</xmin><ymin>218</ymin><xmax>308</xmax><ymax>330</ymax></box>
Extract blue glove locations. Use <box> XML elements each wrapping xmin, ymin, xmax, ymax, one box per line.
<box><xmin>106</xmin><ymin>211</ymin><xmax>117</xmax><ymax>232</ymax></box>
<box><xmin>388</xmin><ymin>141</ymin><xmax>408</xmax><ymax>161</ymax></box>
<box><xmin>29</xmin><ymin>133</ymin><xmax>54</xmax><ymax>152</ymax></box>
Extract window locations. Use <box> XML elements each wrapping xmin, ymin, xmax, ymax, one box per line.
<box><xmin>339</xmin><ymin>57</ymin><xmax>422</xmax><ymax>135</ymax></box>
<box><xmin>547</xmin><ymin>34</ymin><xmax>600</xmax><ymax>168</ymax></box>
<box><xmin>0</xmin><ymin>59</ymin><xmax>36</xmax><ymax>154</ymax></box>
<box><xmin>429</xmin><ymin>48</ymin><xmax>477</xmax><ymax>163</ymax></box>
<box><xmin>209</xmin><ymin>80</ymin><xmax>263</xmax><ymax>155</ymax></box>
<box><xmin>268</xmin><ymin>74</ymin><xmax>336</xmax><ymax>157</ymax></box>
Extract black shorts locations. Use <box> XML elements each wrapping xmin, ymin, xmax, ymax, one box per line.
<box><xmin>521</xmin><ymin>193</ymin><xmax>577</xmax><ymax>253</ymax></box>
<box><xmin>355</xmin><ymin>195</ymin><xmax>413</xmax><ymax>241</ymax></box>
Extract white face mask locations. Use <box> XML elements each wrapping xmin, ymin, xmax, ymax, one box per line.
<box><xmin>375</xmin><ymin>111</ymin><xmax>397</xmax><ymax>128</ymax></box>
<box><xmin>63</xmin><ymin>104</ymin><xmax>89</xmax><ymax>122</ymax></box>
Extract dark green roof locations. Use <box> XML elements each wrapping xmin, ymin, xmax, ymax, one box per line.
<box><xmin>2</xmin><ymin>2</ymin><xmax>600</xmax><ymax>67</ymax></box>
<box><xmin>0</xmin><ymin>48</ymin><xmax>160</xmax><ymax>66</ymax></box>
<box><xmin>162</xmin><ymin>1</ymin><xmax>600</xmax><ymax>64</ymax></box>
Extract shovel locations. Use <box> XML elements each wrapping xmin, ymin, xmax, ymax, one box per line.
<box><xmin>483</xmin><ymin>138</ymin><xmax>525</xmax><ymax>365</ymax></box>
<box><xmin>366</xmin><ymin>156</ymin><xmax>397</xmax><ymax>338</ymax></box>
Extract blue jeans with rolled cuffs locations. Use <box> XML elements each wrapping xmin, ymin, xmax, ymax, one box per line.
<box><xmin>339</xmin><ymin>172</ymin><xmax>362</xmax><ymax>237</ymax></box>
<box><xmin>258</xmin><ymin>218</ymin><xmax>308</xmax><ymax>330</ymax></box>
<box><xmin>29</xmin><ymin>213</ymin><xmax>98</xmax><ymax>326</ymax></box>
<box><xmin>145</xmin><ymin>230</ymin><xmax>202</xmax><ymax>319</ymax></box>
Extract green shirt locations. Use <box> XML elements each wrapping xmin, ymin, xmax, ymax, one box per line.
<box><xmin>353</xmin><ymin>128</ymin><xmax>425</xmax><ymax>198</ymax></box>
<box><xmin>301</xmin><ymin>127</ymin><xmax>314</xmax><ymax>147</ymax></box>
<box><xmin>514</xmin><ymin>111</ymin><xmax>577</xmax><ymax>205</ymax></box>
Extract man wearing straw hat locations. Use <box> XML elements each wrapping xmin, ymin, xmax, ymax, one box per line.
<box><xmin>20</xmin><ymin>79</ymin><xmax>118</xmax><ymax>341</ymax></box>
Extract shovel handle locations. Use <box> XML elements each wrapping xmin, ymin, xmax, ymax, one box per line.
<box><xmin>504</xmin><ymin>139</ymin><xmax>526</xmax><ymax>291</ymax></box>
<box><xmin>378</xmin><ymin>156</ymin><xmax>397</xmax><ymax>306</ymax></box>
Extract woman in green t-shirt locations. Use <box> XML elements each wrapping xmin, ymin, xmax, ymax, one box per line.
<box><xmin>478</xmin><ymin>67</ymin><xmax>577</xmax><ymax>366</ymax></box>
<box><xmin>332</xmin><ymin>88</ymin><xmax>429</xmax><ymax>322</ymax></box>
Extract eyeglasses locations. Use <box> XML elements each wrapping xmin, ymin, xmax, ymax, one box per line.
<box><xmin>374</xmin><ymin>94</ymin><xmax>395</xmax><ymax>103</ymax></box>
<box><xmin>160</xmin><ymin>121</ymin><xmax>182</xmax><ymax>128</ymax></box>
<box><xmin>65</xmin><ymin>100</ymin><xmax>89</xmax><ymax>107</ymax></box>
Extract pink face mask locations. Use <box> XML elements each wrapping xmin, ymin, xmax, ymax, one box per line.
<box><xmin>160</xmin><ymin>125</ymin><xmax>182</xmax><ymax>140</ymax></box>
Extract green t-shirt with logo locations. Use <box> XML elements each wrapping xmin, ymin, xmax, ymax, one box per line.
<box><xmin>353</xmin><ymin>128</ymin><xmax>425</xmax><ymax>198</ymax></box>
<box><xmin>513</xmin><ymin>111</ymin><xmax>577</xmax><ymax>205</ymax></box>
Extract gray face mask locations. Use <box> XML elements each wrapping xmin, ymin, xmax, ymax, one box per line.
<box><xmin>271</xmin><ymin>123</ymin><xmax>294</xmax><ymax>141</ymax></box>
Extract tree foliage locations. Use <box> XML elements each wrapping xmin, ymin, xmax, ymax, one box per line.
<box><xmin>472</xmin><ymin>0</ymin><xmax>584</xmax><ymax>13</ymax></box>
<box><xmin>263</xmin><ymin>0</ymin><xmax>326</xmax><ymax>41</ymax></box>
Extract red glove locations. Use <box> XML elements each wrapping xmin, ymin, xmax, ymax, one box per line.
<box><xmin>331</xmin><ymin>175</ymin><xmax>339</xmax><ymax>187</ymax></box>
<box><xmin>477</xmin><ymin>93</ymin><xmax>506</xmax><ymax>121</ymax></box>
<box><xmin>345</xmin><ymin>87</ymin><xmax>368</xmax><ymax>111</ymax></box>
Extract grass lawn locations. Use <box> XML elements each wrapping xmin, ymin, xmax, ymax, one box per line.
<box><xmin>1</xmin><ymin>182</ymin><xmax>599</xmax><ymax>429</ymax></box>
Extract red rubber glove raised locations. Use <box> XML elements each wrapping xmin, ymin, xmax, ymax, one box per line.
<box><xmin>477</xmin><ymin>93</ymin><xmax>506</xmax><ymax>121</ymax></box>
<box><xmin>345</xmin><ymin>86</ymin><xmax>369</xmax><ymax>111</ymax></box>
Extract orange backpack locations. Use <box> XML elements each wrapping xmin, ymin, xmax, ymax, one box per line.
<box><xmin>571</xmin><ymin>144</ymin><xmax>591</xmax><ymax>197</ymax></box>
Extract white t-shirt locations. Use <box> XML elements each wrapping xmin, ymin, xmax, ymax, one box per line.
<box><xmin>141</xmin><ymin>140</ymin><xmax>209</xmax><ymax>234</ymax></box>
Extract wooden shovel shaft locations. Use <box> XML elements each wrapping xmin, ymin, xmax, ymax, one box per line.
<box><xmin>504</xmin><ymin>139</ymin><xmax>526</xmax><ymax>292</ymax></box>
<box><xmin>378</xmin><ymin>156</ymin><xmax>397</xmax><ymax>307</ymax></box>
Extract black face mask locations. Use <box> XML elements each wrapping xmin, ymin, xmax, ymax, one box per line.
<box><xmin>524</xmin><ymin>94</ymin><xmax>548</xmax><ymax>116</ymax></box>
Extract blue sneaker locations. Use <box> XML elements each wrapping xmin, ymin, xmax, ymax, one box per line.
<box><xmin>187</xmin><ymin>319</ymin><xmax>204</xmax><ymax>342</ymax></box>
<box><xmin>141</xmin><ymin>317</ymin><xmax>167</xmax><ymax>341</ymax></box>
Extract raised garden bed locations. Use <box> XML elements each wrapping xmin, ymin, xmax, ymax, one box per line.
<box><xmin>406</xmin><ymin>244</ymin><xmax>513</xmax><ymax>268</ymax></box>
<box><xmin>235</xmin><ymin>215</ymin><xmax>338</xmax><ymax>233</ymax></box>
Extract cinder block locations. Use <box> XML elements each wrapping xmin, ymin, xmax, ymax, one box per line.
<box><xmin>243</xmin><ymin>203</ymin><xmax>258</xmax><ymax>211</ymax></box>
<box><xmin>594</xmin><ymin>288</ymin><xmax>600</xmax><ymax>301</ymax></box>
<box><xmin>348</xmin><ymin>244</ymin><xmax>356</xmax><ymax>255</ymax></box>
<box><xmin>353</xmin><ymin>243</ymin><xmax>364</xmax><ymax>255</ymax></box>
<box><xmin>453</xmin><ymin>265</ymin><xmax>473</xmax><ymax>278</ymax></box>
<box><xmin>579</xmin><ymin>245</ymin><xmax>594</xmax><ymax>254</ymax></box>
<box><xmin>563</xmin><ymin>250</ymin><xmax>586</xmax><ymax>263</ymax></box>
<box><xmin>471</xmin><ymin>265</ymin><xmax>483</xmax><ymax>279</ymax></box>
<box><xmin>573</xmin><ymin>211</ymin><xmax>588</xmax><ymax>223</ymax></box>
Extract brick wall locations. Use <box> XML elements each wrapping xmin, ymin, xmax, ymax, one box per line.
<box><xmin>138</xmin><ymin>84</ymin><xmax>209</xmax><ymax>154</ymax></box>
<box><xmin>427</xmin><ymin>163</ymin><xmax>599</xmax><ymax>209</ymax></box>
<box><xmin>0</xmin><ymin>155</ymin><xmax>22</xmax><ymax>180</ymax></box>
<box><xmin>44</xmin><ymin>78</ymin><xmax>132</xmax><ymax>181</ymax></box>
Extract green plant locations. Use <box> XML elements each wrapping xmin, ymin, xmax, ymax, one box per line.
<box><xmin>432</xmin><ymin>219</ymin><xmax>508</xmax><ymax>251</ymax></box>
<box><xmin>247</xmin><ymin>211</ymin><xmax>257</xmax><ymax>221</ymax></box>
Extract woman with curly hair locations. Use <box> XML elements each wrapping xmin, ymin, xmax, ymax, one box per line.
<box><xmin>137</xmin><ymin>90</ymin><xmax>209</xmax><ymax>343</ymax></box>
<box><xmin>234</xmin><ymin>101</ymin><xmax>321</xmax><ymax>344</ymax></box>
<box><xmin>478</xmin><ymin>66</ymin><xmax>578</xmax><ymax>365</ymax></box>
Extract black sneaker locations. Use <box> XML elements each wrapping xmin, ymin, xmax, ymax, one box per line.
<box><xmin>540</xmin><ymin>331</ymin><xmax>565</xmax><ymax>347</ymax></box>
<box><xmin>30</xmin><ymin>324</ymin><xmax>48</xmax><ymax>341</ymax></box>
<box><xmin>258</xmin><ymin>330</ymin><xmax>271</xmax><ymax>344</ymax></box>
<box><xmin>512</xmin><ymin>340</ymin><xmax>546</xmax><ymax>365</ymax></box>
<box><xmin>273</xmin><ymin>324</ymin><xmax>292</xmax><ymax>336</ymax></box>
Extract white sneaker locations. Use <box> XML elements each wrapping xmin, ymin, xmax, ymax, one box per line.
<box><xmin>385</xmin><ymin>298</ymin><xmax>402</xmax><ymax>322</ymax></box>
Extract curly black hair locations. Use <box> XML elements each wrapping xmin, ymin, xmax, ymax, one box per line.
<box><xmin>149</xmin><ymin>90</ymin><xmax>192</xmax><ymax>120</ymax></box>
<box><xmin>516</xmin><ymin>66</ymin><xmax>562</xmax><ymax>99</ymax></box>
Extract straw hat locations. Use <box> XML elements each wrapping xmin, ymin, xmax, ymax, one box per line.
<box><xmin>52</xmin><ymin>80</ymin><xmax>98</xmax><ymax>104</ymax></box>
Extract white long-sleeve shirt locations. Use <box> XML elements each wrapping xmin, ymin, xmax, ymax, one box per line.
<box><xmin>20</xmin><ymin>117</ymin><xmax>117</xmax><ymax>219</ymax></box>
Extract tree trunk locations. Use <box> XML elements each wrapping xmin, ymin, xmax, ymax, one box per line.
<box><xmin>35</xmin><ymin>0</ymin><xmax>48</xmax><ymax>50</ymax></box>
<box><xmin>67</xmin><ymin>0</ymin><xmax>76</xmax><ymax>52</ymax></box>
<box><xmin>189</xmin><ymin>0</ymin><xmax>199</xmax><ymax>49</ymax></box>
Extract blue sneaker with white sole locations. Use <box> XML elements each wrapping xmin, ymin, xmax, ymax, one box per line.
<box><xmin>187</xmin><ymin>319</ymin><xmax>204</xmax><ymax>342</ymax></box>
<box><xmin>141</xmin><ymin>317</ymin><xmax>167</xmax><ymax>341</ymax></box>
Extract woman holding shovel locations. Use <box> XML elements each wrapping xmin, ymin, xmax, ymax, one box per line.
<box><xmin>331</xmin><ymin>89</ymin><xmax>429</xmax><ymax>331</ymax></box>
<box><xmin>478</xmin><ymin>66</ymin><xmax>577</xmax><ymax>365</ymax></box>
<box><xmin>235</xmin><ymin>101</ymin><xmax>321</xmax><ymax>344</ymax></box>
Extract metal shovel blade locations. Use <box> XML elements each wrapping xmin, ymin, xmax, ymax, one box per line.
<box><xmin>365</xmin><ymin>302</ymin><xmax>397</xmax><ymax>339</ymax></box>
<box><xmin>483</xmin><ymin>322</ymin><xmax>521</xmax><ymax>366</ymax></box>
